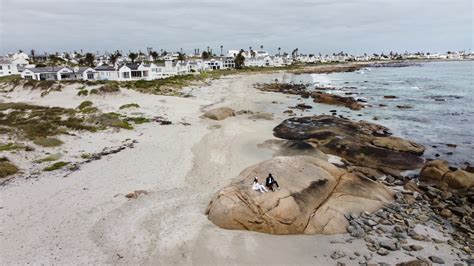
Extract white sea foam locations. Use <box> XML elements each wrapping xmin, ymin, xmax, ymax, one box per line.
<box><xmin>310</xmin><ymin>74</ymin><xmax>332</xmax><ymax>85</ymax></box>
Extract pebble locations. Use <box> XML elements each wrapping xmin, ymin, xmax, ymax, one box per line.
<box><xmin>428</xmin><ymin>255</ymin><xmax>445</xmax><ymax>264</ymax></box>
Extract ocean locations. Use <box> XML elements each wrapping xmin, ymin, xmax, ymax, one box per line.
<box><xmin>292</xmin><ymin>61</ymin><xmax>474</xmax><ymax>168</ymax></box>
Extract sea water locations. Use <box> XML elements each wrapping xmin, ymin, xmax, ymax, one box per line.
<box><xmin>305</xmin><ymin>61</ymin><xmax>474</xmax><ymax>167</ymax></box>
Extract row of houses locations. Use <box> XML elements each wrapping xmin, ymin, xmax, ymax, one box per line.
<box><xmin>20</xmin><ymin>60</ymin><xmax>208</xmax><ymax>81</ymax></box>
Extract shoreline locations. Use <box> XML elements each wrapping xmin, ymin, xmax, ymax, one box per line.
<box><xmin>0</xmin><ymin>67</ymin><xmax>471</xmax><ymax>265</ymax></box>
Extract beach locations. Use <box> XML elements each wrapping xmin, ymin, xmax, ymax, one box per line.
<box><xmin>0</xmin><ymin>68</ymin><xmax>471</xmax><ymax>265</ymax></box>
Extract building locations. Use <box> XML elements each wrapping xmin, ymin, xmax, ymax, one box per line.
<box><xmin>20</xmin><ymin>66</ymin><xmax>97</xmax><ymax>81</ymax></box>
<box><xmin>0</xmin><ymin>58</ymin><xmax>20</xmax><ymax>77</ymax></box>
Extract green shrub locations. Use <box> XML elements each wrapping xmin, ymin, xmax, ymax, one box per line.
<box><xmin>90</xmin><ymin>88</ymin><xmax>99</xmax><ymax>94</ymax></box>
<box><xmin>98</xmin><ymin>84</ymin><xmax>120</xmax><ymax>93</ymax></box>
<box><xmin>79</xmin><ymin>107</ymin><xmax>99</xmax><ymax>114</ymax></box>
<box><xmin>0</xmin><ymin>157</ymin><xmax>19</xmax><ymax>178</ymax></box>
<box><xmin>80</xmin><ymin>153</ymin><xmax>91</xmax><ymax>159</ymax></box>
<box><xmin>33</xmin><ymin>137</ymin><xmax>63</xmax><ymax>147</ymax></box>
<box><xmin>77</xmin><ymin>100</ymin><xmax>93</xmax><ymax>110</ymax></box>
<box><xmin>0</xmin><ymin>143</ymin><xmax>25</xmax><ymax>151</ymax></box>
<box><xmin>35</xmin><ymin>153</ymin><xmax>61</xmax><ymax>163</ymax></box>
<box><xmin>127</xmin><ymin>117</ymin><xmax>150</xmax><ymax>124</ymax></box>
<box><xmin>119</xmin><ymin>103</ymin><xmax>140</xmax><ymax>110</ymax></box>
<box><xmin>43</xmin><ymin>161</ymin><xmax>69</xmax><ymax>171</ymax></box>
<box><xmin>77</xmin><ymin>89</ymin><xmax>88</xmax><ymax>96</ymax></box>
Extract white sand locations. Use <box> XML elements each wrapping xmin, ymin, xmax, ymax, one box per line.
<box><xmin>0</xmin><ymin>74</ymin><xmax>462</xmax><ymax>265</ymax></box>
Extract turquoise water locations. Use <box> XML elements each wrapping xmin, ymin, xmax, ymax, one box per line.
<box><xmin>304</xmin><ymin>61</ymin><xmax>474</xmax><ymax>167</ymax></box>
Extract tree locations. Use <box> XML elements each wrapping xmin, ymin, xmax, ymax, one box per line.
<box><xmin>150</xmin><ymin>51</ymin><xmax>159</xmax><ymax>61</ymax></box>
<box><xmin>84</xmin><ymin>53</ymin><xmax>95</xmax><ymax>67</ymax></box>
<box><xmin>64</xmin><ymin>53</ymin><xmax>70</xmax><ymax>60</ymax></box>
<box><xmin>278</xmin><ymin>47</ymin><xmax>281</xmax><ymax>56</ymax></box>
<box><xmin>30</xmin><ymin>49</ymin><xmax>35</xmax><ymax>61</ymax></box>
<box><xmin>202</xmin><ymin>51</ymin><xmax>211</xmax><ymax>60</ymax></box>
<box><xmin>234</xmin><ymin>49</ymin><xmax>245</xmax><ymax>69</ymax></box>
<box><xmin>260</xmin><ymin>45</ymin><xmax>263</xmax><ymax>50</ymax></box>
<box><xmin>220</xmin><ymin>45</ymin><xmax>223</xmax><ymax>56</ymax></box>
<box><xmin>109</xmin><ymin>52</ymin><xmax>119</xmax><ymax>66</ymax></box>
<box><xmin>177</xmin><ymin>52</ymin><xmax>186</xmax><ymax>61</ymax></box>
<box><xmin>128</xmin><ymin>52</ymin><xmax>138</xmax><ymax>63</ymax></box>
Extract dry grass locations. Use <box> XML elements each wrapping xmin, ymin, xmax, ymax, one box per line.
<box><xmin>0</xmin><ymin>157</ymin><xmax>19</xmax><ymax>178</ymax></box>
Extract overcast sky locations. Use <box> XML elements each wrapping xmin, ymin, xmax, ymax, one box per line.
<box><xmin>0</xmin><ymin>0</ymin><xmax>472</xmax><ymax>55</ymax></box>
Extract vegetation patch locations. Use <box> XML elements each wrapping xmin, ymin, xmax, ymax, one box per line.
<box><xmin>90</xmin><ymin>88</ymin><xmax>99</xmax><ymax>95</ymax></box>
<box><xmin>0</xmin><ymin>102</ymin><xmax>133</xmax><ymax>146</ymax></box>
<box><xmin>0</xmin><ymin>157</ymin><xmax>19</xmax><ymax>178</ymax></box>
<box><xmin>35</xmin><ymin>153</ymin><xmax>61</xmax><ymax>163</ymax></box>
<box><xmin>77</xmin><ymin>89</ymin><xmax>88</xmax><ymax>96</ymax></box>
<box><xmin>126</xmin><ymin>116</ymin><xmax>150</xmax><ymax>124</ymax></box>
<box><xmin>98</xmin><ymin>83</ymin><xmax>120</xmax><ymax>94</ymax></box>
<box><xmin>119</xmin><ymin>103</ymin><xmax>140</xmax><ymax>109</ymax></box>
<box><xmin>0</xmin><ymin>142</ymin><xmax>26</xmax><ymax>151</ymax></box>
<box><xmin>33</xmin><ymin>137</ymin><xmax>64</xmax><ymax>147</ymax></box>
<box><xmin>80</xmin><ymin>153</ymin><xmax>91</xmax><ymax>159</ymax></box>
<box><xmin>43</xmin><ymin>161</ymin><xmax>70</xmax><ymax>171</ymax></box>
<box><xmin>77</xmin><ymin>100</ymin><xmax>93</xmax><ymax>110</ymax></box>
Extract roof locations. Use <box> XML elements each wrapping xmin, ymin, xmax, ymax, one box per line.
<box><xmin>94</xmin><ymin>65</ymin><xmax>116</xmax><ymax>71</ymax></box>
<box><xmin>0</xmin><ymin>57</ymin><xmax>13</xmax><ymax>64</ymax></box>
<box><xmin>25</xmin><ymin>67</ymin><xmax>69</xmax><ymax>73</ymax></box>
<box><xmin>75</xmin><ymin>67</ymin><xmax>96</xmax><ymax>74</ymax></box>
<box><xmin>125</xmin><ymin>64</ymin><xmax>140</xmax><ymax>70</ymax></box>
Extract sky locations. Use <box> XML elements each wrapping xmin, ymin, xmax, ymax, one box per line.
<box><xmin>0</xmin><ymin>0</ymin><xmax>472</xmax><ymax>55</ymax></box>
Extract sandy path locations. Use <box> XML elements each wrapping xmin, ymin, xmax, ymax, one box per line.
<box><xmin>0</xmin><ymin>74</ymin><xmax>461</xmax><ymax>265</ymax></box>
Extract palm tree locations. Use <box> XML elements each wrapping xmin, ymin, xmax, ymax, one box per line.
<box><xmin>128</xmin><ymin>52</ymin><xmax>138</xmax><ymax>63</ymax></box>
<box><xmin>207</xmin><ymin>46</ymin><xmax>210</xmax><ymax>53</ymax></box>
<box><xmin>278</xmin><ymin>47</ymin><xmax>281</xmax><ymax>56</ymax></box>
<box><xmin>84</xmin><ymin>53</ymin><xmax>95</xmax><ymax>67</ymax></box>
<box><xmin>220</xmin><ymin>45</ymin><xmax>223</xmax><ymax>56</ymax></box>
<box><xmin>260</xmin><ymin>45</ymin><xmax>263</xmax><ymax>50</ymax></box>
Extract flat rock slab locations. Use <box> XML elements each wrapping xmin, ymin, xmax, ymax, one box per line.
<box><xmin>202</xmin><ymin>107</ymin><xmax>235</xmax><ymax>120</ymax></box>
<box><xmin>206</xmin><ymin>156</ymin><xmax>394</xmax><ymax>235</ymax></box>
<box><xmin>273</xmin><ymin>115</ymin><xmax>425</xmax><ymax>174</ymax></box>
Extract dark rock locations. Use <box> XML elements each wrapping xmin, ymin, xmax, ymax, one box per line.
<box><xmin>273</xmin><ymin>115</ymin><xmax>425</xmax><ymax>174</ymax></box>
<box><xmin>428</xmin><ymin>256</ymin><xmax>445</xmax><ymax>264</ymax></box>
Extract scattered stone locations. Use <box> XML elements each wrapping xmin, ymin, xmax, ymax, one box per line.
<box><xmin>330</xmin><ymin>249</ymin><xmax>347</xmax><ymax>260</ymax></box>
<box><xmin>377</xmin><ymin>248</ymin><xmax>389</xmax><ymax>256</ymax></box>
<box><xmin>125</xmin><ymin>190</ymin><xmax>147</xmax><ymax>199</ymax></box>
<box><xmin>379</xmin><ymin>239</ymin><xmax>398</xmax><ymax>251</ymax></box>
<box><xmin>428</xmin><ymin>255</ymin><xmax>445</xmax><ymax>264</ymax></box>
<box><xmin>396</xmin><ymin>260</ymin><xmax>430</xmax><ymax>266</ymax></box>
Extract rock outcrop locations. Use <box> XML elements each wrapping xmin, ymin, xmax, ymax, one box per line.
<box><xmin>206</xmin><ymin>156</ymin><xmax>394</xmax><ymax>235</ymax></box>
<box><xmin>311</xmin><ymin>91</ymin><xmax>363</xmax><ymax>110</ymax></box>
<box><xmin>420</xmin><ymin>160</ymin><xmax>474</xmax><ymax>190</ymax></box>
<box><xmin>273</xmin><ymin>115</ymin><xmax>425</xmax><ymax>175</ymax></box>
<box><xmin>202</xmin><ymin>107</ymin><xmax>235</xmax><ymax>120</ymax></box>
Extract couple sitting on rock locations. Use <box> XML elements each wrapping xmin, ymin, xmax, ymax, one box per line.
<box><xmin>252</xmin><ymin>174</ymin><xmax>280</xmax><ymax>193</ymax></box>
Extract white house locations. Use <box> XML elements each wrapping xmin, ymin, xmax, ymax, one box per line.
<box><xmin>95</xmin><ymin>65</ymin><xmax>120</xmax><ymax>81</ymax></box>
<box><xmin>20</xmin><ymin>66</ymin><xmax>97</xmax><ymax>81</ymax></box>
<box><xmin>0</xmin><ymin>58</ymin><xmax>20</xmax><ymax>77</ymax></box>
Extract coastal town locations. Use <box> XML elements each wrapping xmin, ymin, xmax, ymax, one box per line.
<box><xmin>1</xmin><ymin>48</ymin><xmax>472</xmax><ymax>80</ymax></box>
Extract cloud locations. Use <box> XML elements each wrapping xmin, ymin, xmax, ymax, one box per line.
<box><xmin>0</xmin><ymin>0</ymin><xmax>472</xmax><ymax>55</ymax></box>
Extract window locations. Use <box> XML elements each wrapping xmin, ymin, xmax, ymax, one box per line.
<box><xmin>123</xmin><ymin>72</ymin><xmax>130</xmax><ymax>78</ymax></box>
<box><xmin>24</xmin><ymin>75</ymin><xmax>33</xmax><ymax>79</ymax></box>
<box><xmin>0</xmin><ymin>66</ymin><xmax>2</xmax><ymax>70</ymax></box>
<box><xmin>131</xmin><ymin>71</ymin><xmax>142</xmax><ymax>78</ymax></box>
<box><xmin>61</xmin><ymin>74</ymin><xmax>69</xmax><ymax>79</ymax></box>
<box><xmin>87</xmin><ymin>73</ymin><xmax>94</xmax><ymax>79</ymax></box>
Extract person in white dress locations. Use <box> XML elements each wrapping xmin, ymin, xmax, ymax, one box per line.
<box><xmin>252</xmin><ymin>177</ymin><xmax>268</xmax><ymax>193</ymax></box>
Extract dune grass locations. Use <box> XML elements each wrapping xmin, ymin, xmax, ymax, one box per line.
<box><xmin>43</xmin><ymin>161</ymin><xmax>69</xmax><ymax>171</ymax></box>
<box><xmin>119</xmin><ymin>103</ymin><xmax>140</xmax><ymax>109</ymax></box>
<box><xmin>0</xmin><ymin>102</ymin><xmax>135</xmax><ymax>146</ymax></box>
<box><xmin>0</xmin><ymin>157</ymin><xmax>19</xmax><ymax>178</ymax></box>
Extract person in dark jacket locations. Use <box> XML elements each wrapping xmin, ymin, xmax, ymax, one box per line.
<box><xmin>265</xmin><ymin>173</ymin><xmax>280</xmax><ymax>191</ymax></box>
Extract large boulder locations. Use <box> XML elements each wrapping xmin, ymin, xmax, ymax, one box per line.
<box><xmin>273</xmin><ymin>115</ymin><xmax>425</xmax><ymax>174</ymax></box>
<box><xmin>311</xmin><ymin>91</ymin><xmax>363</xmax><ymax>110</ymax></box>
<box><xmin>420</xmin><ymin>160</ymin><xmax>474</xmax><ymax>190</ymax></box>
<box><xmin>202</xmin><ymin>107</ymin><xmax>235</xmax><ymax>120</ymax></box>
<box><xmin>206</xmin><ymin>156</ymin><xmax>394</xmax><ymax>235</ymax></box>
